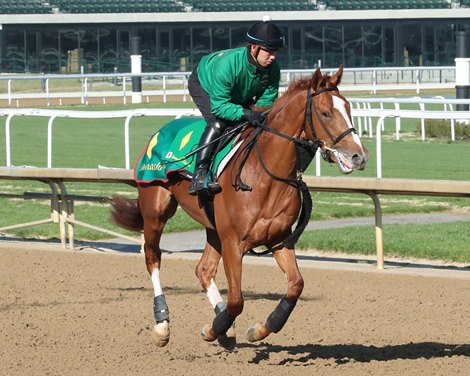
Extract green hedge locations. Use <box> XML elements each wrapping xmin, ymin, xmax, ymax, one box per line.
<box><xmin>419</xmin><ymin>120</ymin><xmax>470</xmax><ymax>140</ymax></box>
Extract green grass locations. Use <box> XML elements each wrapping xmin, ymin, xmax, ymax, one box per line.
<box><xmin>304</xmin><ymin>138</ymin><xmax>470</xmax><ymax>180</ymax></box>
<box><xmin>298</xmin><ymin>222</ymin><xmax>470</xmax><ymax>263</ymax></box>
<box><xmin>0</xmin><ymin>99</ymin><xmax>469</xmax><ymax>263</ymax></box>
<box><xmin>3</xmin><ymin>197</ymin><xmax>201</xmax><ymax>240</ymax></box>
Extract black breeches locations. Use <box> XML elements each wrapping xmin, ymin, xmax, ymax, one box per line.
<box><xmin>188</xmin><ymin>68</ymin><xmax>214</xmax><ymax>123</ymax></box>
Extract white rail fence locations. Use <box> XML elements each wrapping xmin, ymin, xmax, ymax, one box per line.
<box><xmin>350</xmin><ymin>108</ymin><xmax>470</xmax><ymax>178</ymax></box>
<box><xmin>1</xmin><ymin>103</ymin><xmax>469</xmax><ymax>178</ymax></box>
<box><xmin>350</xmin><ymin>97</ymin><xmax>470</xmax><ymax>141</ymax></box>
<box><xmin>0</xmin><ymin>66</ymin><xmax>456</xmax><ymax>107</ymax></box>
<box><xmin>1</xmin><ymin>108</ymin><xmax>201</xmax><ymax>170</ymax></box>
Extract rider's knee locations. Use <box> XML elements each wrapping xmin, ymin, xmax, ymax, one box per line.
<box><xmin>207</xmin><ymin>118</ymin><xmax>226</xmax><ymax>134</ymax></box>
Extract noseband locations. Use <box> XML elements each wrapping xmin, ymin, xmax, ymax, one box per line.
<box><xmin>305</xmin><ymin>85</ymin><xmax>356</xmax><ymax>162</ymax></box>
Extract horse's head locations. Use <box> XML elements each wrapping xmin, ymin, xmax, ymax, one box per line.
<box><xmin>302</xmin><ymin>65</ymin><xmax>368</xmax><ymax>174</ymax></box>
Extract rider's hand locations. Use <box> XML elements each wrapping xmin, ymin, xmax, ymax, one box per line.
<box><xmin>243</xmin><ymin>109</ymin><xmax>266</xmax><ymax>126</ymax></box>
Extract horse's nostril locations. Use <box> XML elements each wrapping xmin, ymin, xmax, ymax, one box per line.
<box><xmin>352</xmin><ymin>154</ymin><xmax>366</xmax><ymax>167</ymax></box>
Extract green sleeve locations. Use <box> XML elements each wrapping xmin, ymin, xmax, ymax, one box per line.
<box><xmin>209</xmin><ymin>63</ymin><xmax>245</xmax><ymax>122</ymax></box>
<box><xmin>254</xmin><ymin>64</ymin><xmax>280</xmax><ymax>108</ymax></box>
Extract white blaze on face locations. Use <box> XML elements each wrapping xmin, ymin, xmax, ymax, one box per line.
<box><xmin>332</xmin><ymin>95</ymin><xmax>362</xmax><ymax>146</ymax></box>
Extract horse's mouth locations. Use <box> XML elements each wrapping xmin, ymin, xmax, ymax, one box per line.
<box><xmin>334</xmin><ymin>150</ymin><xmax>354</xmax><ymax>174</ymax></box>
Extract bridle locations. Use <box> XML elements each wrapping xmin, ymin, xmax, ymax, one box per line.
<box><xmin>305</xmin><ymin>85</ymin><xmax>357</xmax><ymax>163</ymax></box>
<box><xmin>233</xmin><ymin>84</ymin><xmax>357</xmax><ymax>191</ymax></box>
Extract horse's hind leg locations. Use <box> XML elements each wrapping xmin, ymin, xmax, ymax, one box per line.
<box><xmin>195</xmin><ymin>231</ymin><xmax>236</xmax><ymax>349</ymax></box>
<box><xmin>247</xmin><ymin>247</ymin><xmax>304</xmax><ymax>342</ymax></box>
<box><xmin>139</xmin><ymin>184</ymin><xmax>177</xmax><ymax>347</ymax></box>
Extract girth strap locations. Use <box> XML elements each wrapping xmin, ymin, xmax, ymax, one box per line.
<box><xmin>249</xmin><ymin>179</ymin><xmax>312</xmax><ymax>255</ymax></box>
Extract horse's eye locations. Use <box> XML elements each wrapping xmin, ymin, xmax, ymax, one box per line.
<box><xmin>322</xmin><ymin>111</ymin><xmax>331</xmax><ymax>118</ymax></box>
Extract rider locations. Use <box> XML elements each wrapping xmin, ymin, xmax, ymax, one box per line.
<box><xmin>187</xmin><ymin>16</ymin><xmax>285</xmax><ymax>195</ymax></box>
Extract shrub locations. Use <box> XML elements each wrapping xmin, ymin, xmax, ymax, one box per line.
<box><xmin>417</xmin><ymin>120</ymin><xmax>470</xmax><ymax>140</ymax></box>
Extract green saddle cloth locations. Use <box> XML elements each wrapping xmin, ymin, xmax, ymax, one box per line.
<box><xmin>135</xmin><ymin>117</ymin><xmax>237</xmax><ymax>183</ymax></box>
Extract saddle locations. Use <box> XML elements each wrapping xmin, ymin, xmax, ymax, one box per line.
<box><xmin>134</xmin><ymin>118</ymin><xmax>242</xmax><ymax>184</ymax></box>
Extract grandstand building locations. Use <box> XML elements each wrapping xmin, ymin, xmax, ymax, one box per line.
<box><xmin>0</xmin><ymin>1</ymin><xmax>469</xmax><ymax>73</ymax></box>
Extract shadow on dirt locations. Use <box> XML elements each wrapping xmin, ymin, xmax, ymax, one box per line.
<box><xmin>243</xmin><ymin>342</ymin><xmax>470</xmax><ymax>364</ymax></box>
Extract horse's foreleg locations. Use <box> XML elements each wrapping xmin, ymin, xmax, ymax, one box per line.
<box><xmin>247</xmin><ymin>247</ymin><xmax>304</xmax><ymax>342</ymax></box>
<box><xmin>139</xmin><ymin>186</ymin><xmax>177</xmax><ymax>347</ymax></box>
<box><xmin>201</xmin><ymin>248</ymin><xmax>243</xmax><ymax>345</ymax></box>
<box><xmin>148</xmin><ymin>256</ymin><xmax>170</xmax><ymax>347</ymax></box>
<box><xmin>196</xmin><ymin>237</ymin><xmax>236</xmax><ymax>349</ymax></box>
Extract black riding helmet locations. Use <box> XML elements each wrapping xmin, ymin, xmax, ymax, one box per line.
<box><xmin>246</xmin><ymin>16</ymin><xmax>285</xmax><ymax>51</ymax></box>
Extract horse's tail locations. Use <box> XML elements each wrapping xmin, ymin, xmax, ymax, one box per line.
<box><xmin>109</xmin><ymin>195</ymin><xmax>143</xmax><ymax>232</ymax></box>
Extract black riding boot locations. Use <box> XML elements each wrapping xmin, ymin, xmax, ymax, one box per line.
<box><xmin>188</xmin><ymin>121</ymin><xmax>224</xmax><ymax>196</ymax></box>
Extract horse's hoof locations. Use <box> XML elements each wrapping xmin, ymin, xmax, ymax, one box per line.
<box><xmin>200</xmin><ymin>324</ymin><xmax>217</xmax><ymax>342</ymax></box>
<box><xmin>151</xmin><ymin>321</ymin><xmax>170</xmax><ymax>347</ymax></box>
<box><xmin>217</xmin><ymin>324</ymin><xmax>236</xmax><ymax>350</ymax></box>
<box><xmin>247</xmin><ymin>323</ymin><xmax>270</xmax><ymax>342</ymax></box>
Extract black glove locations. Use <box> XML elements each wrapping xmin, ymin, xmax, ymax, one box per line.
<box><xmin>243</xmin><ymin>109</ymin><xmax>266</xmax><ymax>126</ymax></box>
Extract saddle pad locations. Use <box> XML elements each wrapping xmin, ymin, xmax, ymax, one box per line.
<box><xmin>134</xmin><ymin>117</ymin><xmax>237</xmax><ymax>183</ymax></box>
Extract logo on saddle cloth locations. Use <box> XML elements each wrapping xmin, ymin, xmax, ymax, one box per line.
<box><xmin>134</xmin><ymin>118</ymin><xmax>239</xmax><ymax>183</ymax></box>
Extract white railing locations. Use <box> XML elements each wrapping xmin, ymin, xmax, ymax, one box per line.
<box><xmin>350</xmin><ymin>108</ymin><xmax>470</xmax><ymax>178</ymax></box>
<box><xmin>283</xmin><ymin>66</ymin><xmax>456</xmax><ymax>94</ymax></box>
<box><xmin>0</xmin><ymin>66</ymin><xmax>456</xmax><ymax>107</ymax></box>
<box><xmin>350</xmin><ymin>97</ymin><xmax>470</xmax><ymax>141</ymax></box>
<box><xmin>0</xmin><ymin>72</ymin><xmax>191</xmax><ymax>107</ymax></box>
<box><xmin>1</xmin><ymin>108</ymin><xmax>201</xmax><ymax>169</ymax></box>
<box><xmin>1</xmin><ymin>106</ymin><xmax>468</xmax><ymax>179</ymax></box>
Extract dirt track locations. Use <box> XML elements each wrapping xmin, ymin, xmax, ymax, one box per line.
<box><xmin>1</xmin><ymin>243</ymin><xmax>469</xmax><ymax>376</ymax></box>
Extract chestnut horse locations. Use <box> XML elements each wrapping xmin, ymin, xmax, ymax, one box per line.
<box><xmin>111</xmin><ymin>66</ymin><xmax>368</xmax><ymax>349</ymax></box>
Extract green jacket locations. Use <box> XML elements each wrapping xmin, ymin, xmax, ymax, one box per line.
<box><xmin>196</xmin><ymin>46</ymin><xmax>281</xmax><ymax>122</ymax></box>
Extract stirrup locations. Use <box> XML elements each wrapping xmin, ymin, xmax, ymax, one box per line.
<box><xmin>206</xmin><ymin>181</ymin><xmax>222</xmax><ymax>194</ymax></box>
<box><xmin>188</xmin><ymin>175</ymin><xmax>221</xmax><ymax>196</ymax></box>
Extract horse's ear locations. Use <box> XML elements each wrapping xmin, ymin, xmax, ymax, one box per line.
<box><xmin>311</xmin><ymin>67</ymin><xmax>323</xmax><ymax>89</ymax></box>
<box><xmin>329</xmin><ymin>64</ymin><xmax>344</xmax><ymax>87</ymax></box>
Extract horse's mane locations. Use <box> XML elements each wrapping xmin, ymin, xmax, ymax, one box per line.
<box><xmin>270</xmin><ymin>72</ymin><xmax>331</xmax><ymax>116</ymax></box>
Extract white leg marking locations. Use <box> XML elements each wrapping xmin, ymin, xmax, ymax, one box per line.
<box><xmin>151</xmin><ymin>268</ymin><xmax>163</xmax><ymax>297</ymax></box>
<box><xmin>206</xmin><ymin>279</ymin><xmax>223</xmax><ymax>309</ymax></box>
<box><xmin>333</xmin><ymin>95</ymin><xmax>363</xmax><ymax>146</ymax></box>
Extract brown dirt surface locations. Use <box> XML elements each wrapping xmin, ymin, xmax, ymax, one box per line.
<box><xmin>1</xmin><ymin>242</ymin><xmax>469</xmax><ymax>376</ymax></box>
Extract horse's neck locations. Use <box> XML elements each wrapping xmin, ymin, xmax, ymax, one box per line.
<box><xmin>254</xmin><ymin>94</ymin><xmax>305</xmax><ymax>177</ymax></box>
<box><xmin>270</xmin><ymin>89</ymin><xmax>305</xmax><ymax>138</ymax></box>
